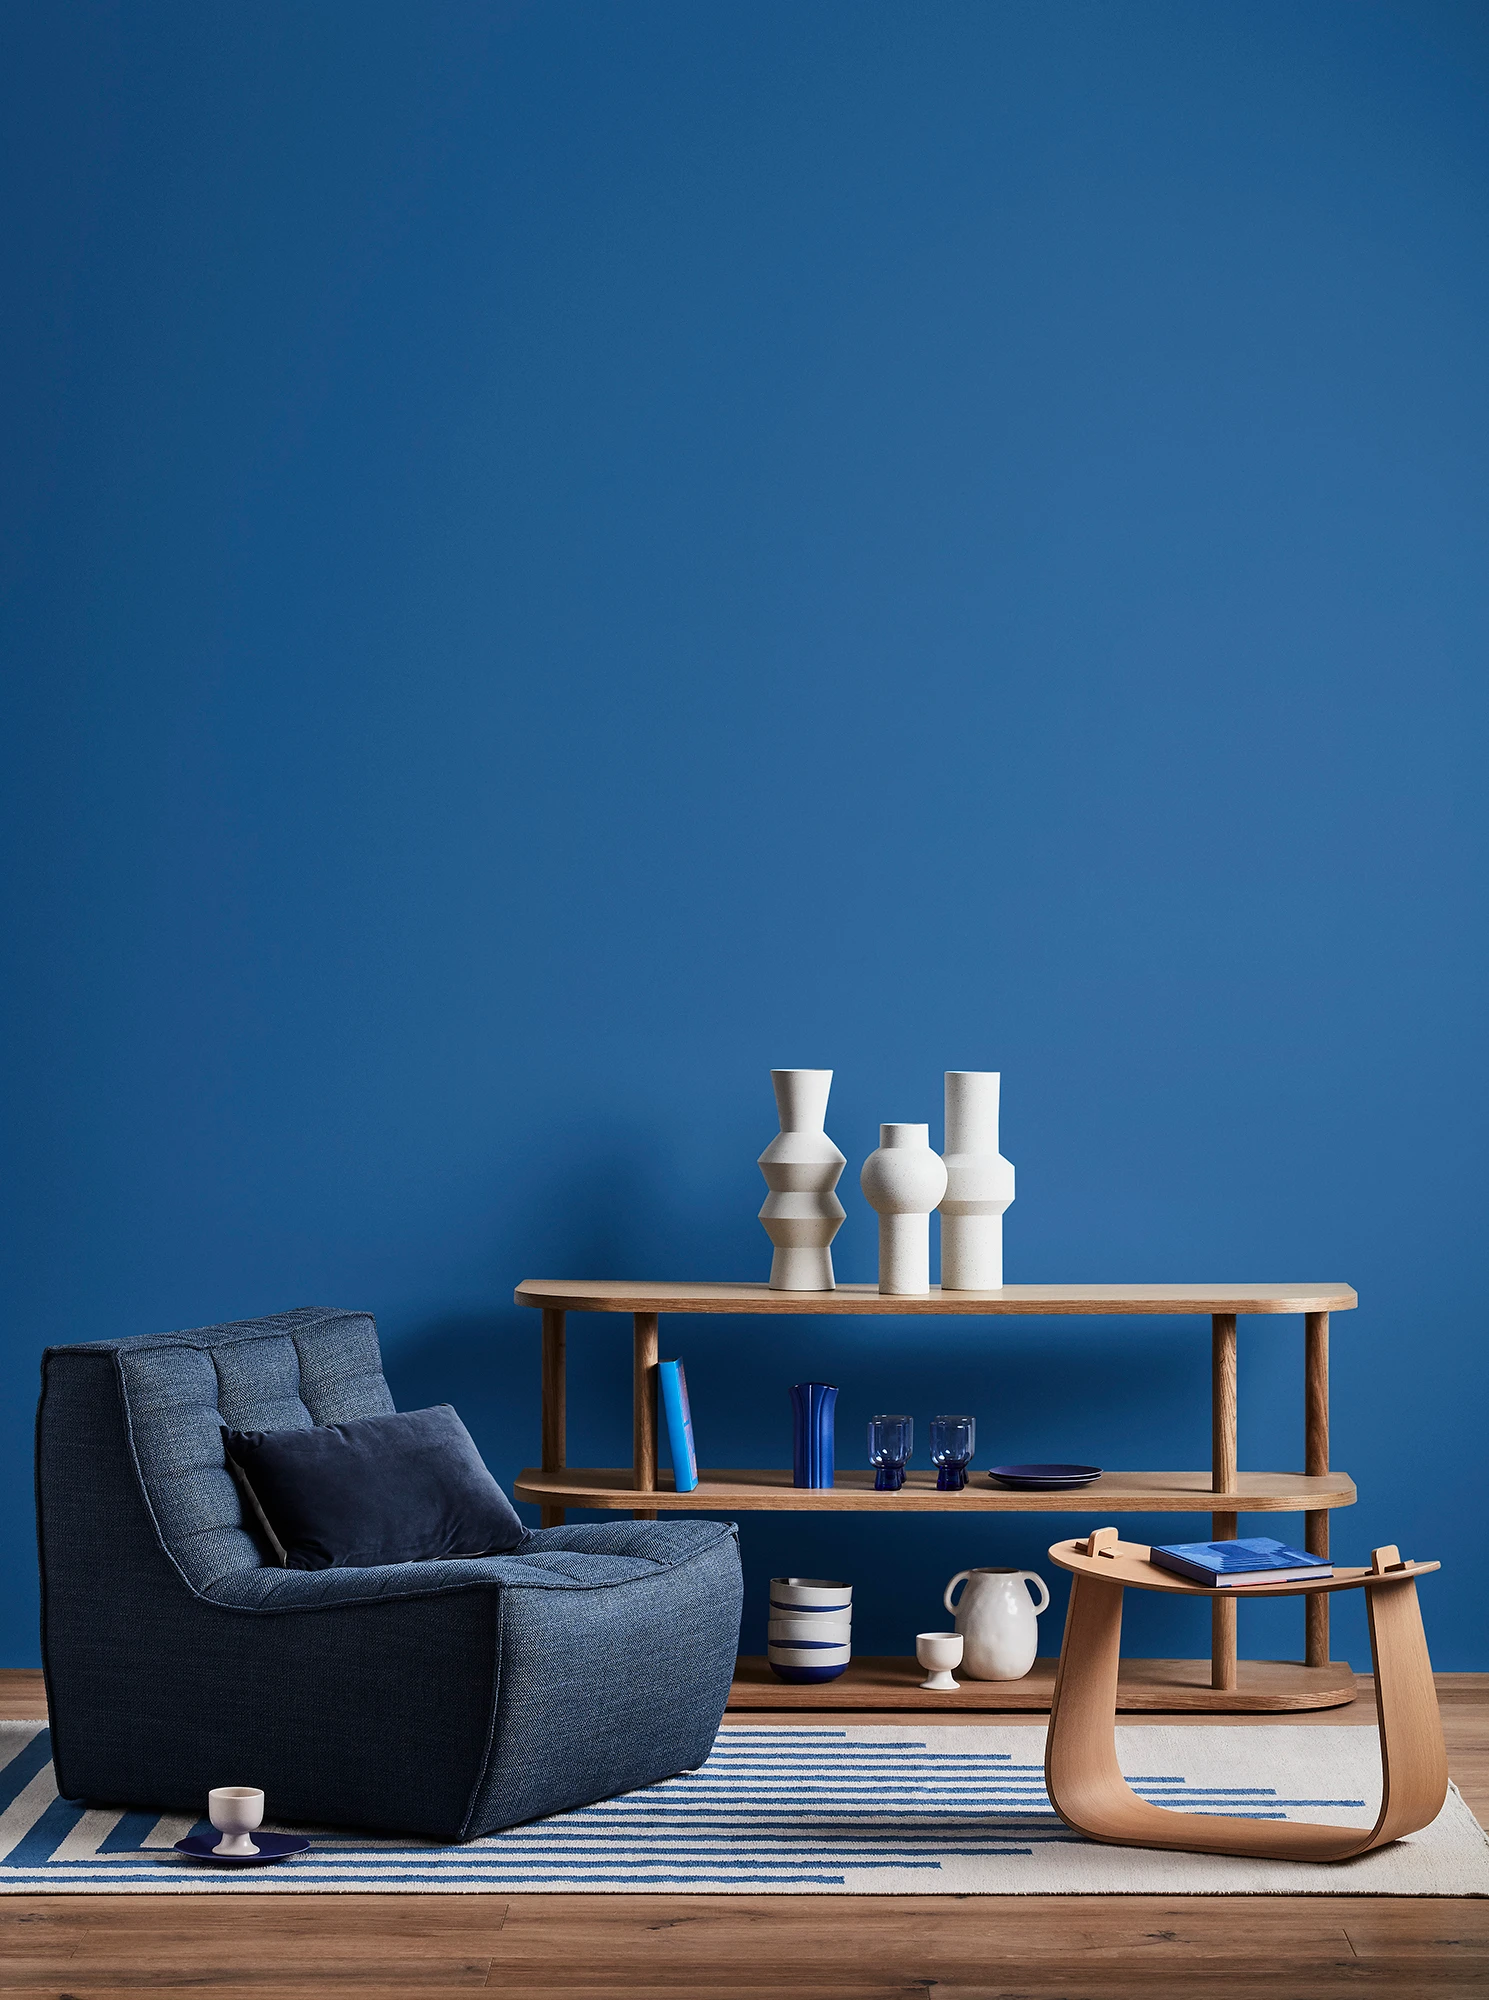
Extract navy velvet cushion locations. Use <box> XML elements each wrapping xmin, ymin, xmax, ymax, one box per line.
<box><xmin>221</xmin><ymin>1405</ymin><xmax>526</xmax><ymax>1570</ymax></box>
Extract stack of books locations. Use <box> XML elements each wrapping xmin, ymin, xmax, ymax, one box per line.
<box><xmin>1149</xmin><ymin>1536</ymin><xmax>1333</xmax><ymax>1588</ymax></box>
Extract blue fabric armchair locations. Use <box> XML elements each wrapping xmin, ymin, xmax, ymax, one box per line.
<box><xmin>35</xmin><ymin>1308</ymin><xmax>742</xmax><ymax>1840</ymax></box>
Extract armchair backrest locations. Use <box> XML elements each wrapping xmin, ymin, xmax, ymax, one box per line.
<box><xmin>38</xmin><ymin>1308</ymin><xmax>395</xmax><ymax>1594</ymax></box>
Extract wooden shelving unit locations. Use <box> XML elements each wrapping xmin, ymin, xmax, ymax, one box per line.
<box><xmin>513</xmin><ymin>1278</ymin><xmax>1359</xmax><ymax>1714</ymax></box>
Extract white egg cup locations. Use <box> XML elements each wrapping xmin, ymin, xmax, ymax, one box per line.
<box><xmin>916</xmin><ymin>1630</ymin><xmax>964</xmax><ymax>1691</ymax></box>
<box><xmin>209</xmin><ymin>1786</ymin><xmax>265</xmax><ymax>1857</ymax></box>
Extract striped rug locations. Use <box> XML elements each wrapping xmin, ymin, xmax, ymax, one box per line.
<box><xmin>3</xmin><ymin>1722</ymin><xmax>1485</xmax><ymax>1894</ymax></box>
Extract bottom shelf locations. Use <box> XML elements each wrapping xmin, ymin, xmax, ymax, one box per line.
<box><xmin>728</xmin><ymin>1655</ymin><xmax>1359</xmax><ymax>1714</ymax></box>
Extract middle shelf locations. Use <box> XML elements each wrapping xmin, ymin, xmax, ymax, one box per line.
<box><xmin>514</xmin><ymin>1466</ymin><xmax>1358</xmax><ymax>1513</ymax></box>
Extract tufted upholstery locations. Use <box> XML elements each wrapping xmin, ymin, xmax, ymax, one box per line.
<box><xmin>95</xmin><ymin>1310</ymin><xmax>396</xmax><ymax>1591</ymax></box>
<box><xmin>36</xmin><ymin>1309</ymin><xmax>743</xmax><ymax>1840</ymax></box>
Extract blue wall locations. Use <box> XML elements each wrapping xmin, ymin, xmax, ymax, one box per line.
<box><xmin>4</xmin><ymin>2</ymin><xmax>1487</xmax><ymax>1672</ymax></box>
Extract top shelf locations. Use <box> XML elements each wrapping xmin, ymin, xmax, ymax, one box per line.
<box><xmin>515</xmin><ymin>1280</ymin><xmax>1357</xmax><ymax>1317</ymax></box>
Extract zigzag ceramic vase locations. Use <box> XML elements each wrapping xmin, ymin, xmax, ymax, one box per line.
<box><xmin>758</xmin><ymin>1069</ymin><xmax>846</xmax><ymax>1291</ymax></box>
<box><xmin>938</xmin><ymin>1071</ymin><xmax>1015</xmax><ymax>1290</ymax></box>
<box><xmin>860</xmin><ymin>1123</ymin><xmax>948</xmax><ymax>1295</ymax></box>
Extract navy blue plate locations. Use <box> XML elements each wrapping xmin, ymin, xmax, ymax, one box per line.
<box><xmin>174</xmin><ymin>1831</ymin><xmax>311</xmax><ymax>1865</ymax></box>
<box><xmin>986</xmin><ymin>1463</ymin><xmax>1102</xmax><ymax>1489</ymax></box>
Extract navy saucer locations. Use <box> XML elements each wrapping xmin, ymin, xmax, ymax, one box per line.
<box><xmin>986</xmin><ymin>1463</ymin><xmax>1102</xmax><ymax>1489</ymax></box>
<box><xmin>174</xmin><ymin>1831</ymin><xmax>311</xmax><ymax>1865</ymax></box>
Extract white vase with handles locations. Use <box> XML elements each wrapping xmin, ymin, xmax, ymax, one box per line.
<box><xmin>938</xmin><ymin>1071</ymin><xmax>1015</xmax><ymax>1290</ymax></box>
<box><xmin>860</xmin><ymin>1124</ymin><xmax>948</xmax><ymax>1295</ymax></box>
<box><xmin>942</xmin><ymin>1566</ymin><xmax>1051</xmax><ymax>1680</ymax></box>
<box><xmin>758</xmin><ymin>1070</ymin><xmax>846</xmax><ymax>1291</ymax></box>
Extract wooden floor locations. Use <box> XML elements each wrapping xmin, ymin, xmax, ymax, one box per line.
<box><xmin>3</xmin><ymin>1669</ymin><xmax>1487</xmax><ymax>1998</ymax></box>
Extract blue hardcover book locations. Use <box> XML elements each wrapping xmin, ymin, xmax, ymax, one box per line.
<box><xmin>659</xmin><ymin>1358</ymin><xmax>699</xmax><ymax>1493</ymax></box>
<box><xmin>1150</xmin><ymin>1536</ymin><xmax>1332</xmax><ymax>1588</ymax></box>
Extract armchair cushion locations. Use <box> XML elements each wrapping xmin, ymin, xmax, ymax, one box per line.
<box><xmin>222</xmin><ymin>1404</ymin><xmax>525</xmax><ymax>1569</ymax></box>
<box><xmin>202</xmin><ymin>1515</ymin><xmax>733</xmax><ymax>1612</ymax></box>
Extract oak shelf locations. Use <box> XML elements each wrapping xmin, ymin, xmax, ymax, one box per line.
<box><xmin>514</xmin><ymin>1465</ymin><xmax>1357</xmax><ymax>1514</ymax></box>
<box><xmin>516</xmin><ymin>1279</ymin><xmax>1357</xmax><ymax>1317</ymax></box>
<box><xmin>516</xmin><ymin>1276</ymin><xmax>1357</xmax><ymax>1713</ymax></box>
<box><xmin>727</xmin><ymin>1653</ymin><xmax>1360</xmax><ymax>1713</ymax></box>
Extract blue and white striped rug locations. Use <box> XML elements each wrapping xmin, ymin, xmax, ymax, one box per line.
<box><xmin>3</xmin><ymin>1722</ymin><xmax>1485</xmax><ymax>1894</ymax></box>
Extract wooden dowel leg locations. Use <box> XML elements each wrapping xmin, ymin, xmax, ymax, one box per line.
<box><xmin>633</xmin><ymin>1311</ymin><xmax>659</xmax><ymax>1521</ymax></box>
<box><xmin>539</xmin><ymin>1308</ymin><xmax>566</xmax><ymax>1529</ymax></box>
<box><xmin>1304</xmin><ymin>1310</ymin><xmax>1329</xmax><ymax>1668</ymax></box>
<box><xmin>1211</xmin><ymin>1313</ymin><xmax>1238</xmax><ymax>1692</ymax></box>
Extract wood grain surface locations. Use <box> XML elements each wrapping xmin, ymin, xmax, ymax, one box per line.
<box><xmin>1047</xmin><ymin>1533</ymin><xmax>1440</xmax><ymax>1599</ymax></box>
<box><xmin>516</xmin><ymin>1278</ymin><xmax>1359</xmax><ymax>1315</ymax></box>
<box><xmin>513</xmin><ymin>1465</ymin><xmax>1358</xmax><ymax>1512</ymax></box>
<box><xmin>728</xmin><ymin>1653</ymin><xmax>1358</xmax><ymax>1712</ymax></box>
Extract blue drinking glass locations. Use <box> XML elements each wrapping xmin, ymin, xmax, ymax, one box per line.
<box><xmin>930</xmin><ymin>1414</ymin><xmax>976</xmax><ymax>1490</ymax></box>
<box><xmin>868</xmin><ymin>1414</ymin><xmax>913</xmax><ymax>1491</ymax></box>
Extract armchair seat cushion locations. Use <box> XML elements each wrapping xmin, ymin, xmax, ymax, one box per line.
<box><xmin>202</xmin><ymin>1517</ymin><xmax>733</xmax><ymax>1612</ymax></box>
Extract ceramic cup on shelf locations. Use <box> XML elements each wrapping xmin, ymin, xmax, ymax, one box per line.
<box><xmin>916</xmin><ymin>1631</ymin><xmax>964</xmax><ymax>1691</ymax></box>
<box><xmin>208</xmin><ymin>1787</ymin><xmax>265</xmax><ymax>1858</ymax></box>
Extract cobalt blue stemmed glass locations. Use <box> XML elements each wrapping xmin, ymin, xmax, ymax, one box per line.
<box><xmin>868</xmin><ymin>1414</ymin><xmax>913</xmax><ymax>1491</ymax></box>
<box><xmin>930</xmin><ymin>1414</ymin><xmax>976</xmax><ymax>1490</ymax></box>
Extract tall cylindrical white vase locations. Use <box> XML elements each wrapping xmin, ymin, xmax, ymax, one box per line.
<box><xmin>758</xmin><ymin>1070</ymin><xmax>846</xmax><ymax>1291</ymax></box>
<box><xmin>860</xmin><ymin>1123</ymin><xmax>948</xmax><ymax>1296</ymax></box>
<box><xmin>938</xmin><ymin>1071</ymin><xmax>1015</xmax><ymax>1290</ymax></box>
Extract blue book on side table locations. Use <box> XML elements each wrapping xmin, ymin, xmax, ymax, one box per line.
<box><xmin>659</xmin><ymin>1358</ymin><xmax>699</xmax><ymax>1493</ymax></box>
<box><xmin>1149</xmin><ymin>1536</ymin><xmax>1333</xmax><ymax>1588</ymax></box>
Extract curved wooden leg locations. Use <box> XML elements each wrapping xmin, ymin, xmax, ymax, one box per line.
<box><xmin>1045</xmin><ymin>1572</ymin><xmax>1130</xmax><ymax>1838</ymax></box>
<box><xmin>1361</xmin><ymin>1568</ymin><xmax>1448</xmax><ymax>1850</ymax></box>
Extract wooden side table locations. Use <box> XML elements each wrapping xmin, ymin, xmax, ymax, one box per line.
<box><xmin>514</xmin><ymin>1279</ymin><xmax>1359</xmax><ymax>1713</ymax></box>
<box><xmin>1045</xmin><ymin>1528</ymin><xmax>1447</xmax><ymax>1860</ymax></box>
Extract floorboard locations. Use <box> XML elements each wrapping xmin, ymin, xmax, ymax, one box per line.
<box><xmin>2</xmin><ymin>1669</ymin><xmax>1485</xmax><ymax>1996</ymax></box>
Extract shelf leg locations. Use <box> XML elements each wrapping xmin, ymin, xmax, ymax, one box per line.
<box><xmin>1305</xmin><ymin>1311</ymin><xmax>1330</xmax><ymax>1669</ymax></box>
<box><xmin>539</xmin><ymin>1308</ymin><xmax>566</xmax><ymax>1529</ymax></box>
<box><xmin>1211</xmin><ymin>1312</ymin><xmax>1238</xmax><ymax>1692</ymax></box>
<box><xmin>633</xmin><ymin>1311</ymin><xmax>659</xmax><ymax>1521</ymax></box>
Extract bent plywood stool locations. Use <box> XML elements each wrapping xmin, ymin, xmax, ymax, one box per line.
<box><xmin>1045</xmin><ymin>1529</ymin><xmax>1446</xmax><ymax>1861</ymax></box>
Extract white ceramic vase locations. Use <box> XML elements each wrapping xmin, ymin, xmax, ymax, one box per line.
<box><xmin>758</xmin><ymin>1070</ymin><xmax>846</xmax><ymax>1291</ymax></box>
<box><xmin>938</xmin><ymin>1071</ymin><xmax>1015</xmax><ymax>1290</ymax></box>
<box><xmin>943</xmin><ymin>1567</ymin><xmax>1050</xmax><ymax>1680</ymax></box>
<box><xmin>859</xmin><ymin>1124</ymin><xmax>948</xmax><ymax>1295</ymax></box>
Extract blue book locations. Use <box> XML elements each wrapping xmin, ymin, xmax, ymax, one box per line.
<box><xmin>659</xmin><ymin>1359</ymin><xmax>699</xmax><ymax>1493</ymax></box>
<box><xmin>1149</xmin><ymin>1536</ymin><xmax>1332</xmax><ymax>1588</ymax></box>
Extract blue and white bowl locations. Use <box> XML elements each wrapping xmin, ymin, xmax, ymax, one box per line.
<box><xmin>766</xmin><ymin>1640</ymin><xmax>852</xmax><ymax>1683</ymax></box>
<box><xmin>768</xmin><ymin>1577</ymin><xmax>852</xmax><ymax>1682</ymax></box>
<box><xmin>769</xmin><ymin>1576</ymin><xmax>852</xmax><ymax>1612</ymax></box>
<box><xmin>768</xmin><ymin>1614</ymin><xmax>851</xmax><ymax>1645</ymax></box>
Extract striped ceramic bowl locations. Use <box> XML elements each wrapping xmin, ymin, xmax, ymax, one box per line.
<box><xmin>767</xmin><ymin>1614</ymin><xmax>852</xmax><ymax>1645</ymax></box>
<box><xmin>768</xmin><ymin>1576</ymin><xmax>852</xmax><ymax>1612</ymax></box>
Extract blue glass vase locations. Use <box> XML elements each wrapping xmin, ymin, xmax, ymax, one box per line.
<box><xmin>790</xmin><ymin>1382</ymin><xmax>837</xmax><ymax>1488</ymax></box>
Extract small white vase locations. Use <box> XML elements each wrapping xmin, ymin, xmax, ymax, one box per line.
<box><xmin>938</xmin><ymin>1071</ymin><xmax>1015</xmax><ymax>1290</ymax></box>
<box><xmin>859</xmin><ymin>1124</ymin><xmax>948</xmax><ymax>1295</ymax></box>
<box><xmin>758</xmin><ymin>1070</ymin><xmax>846</xmax><ymax>1291</ymax></box>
